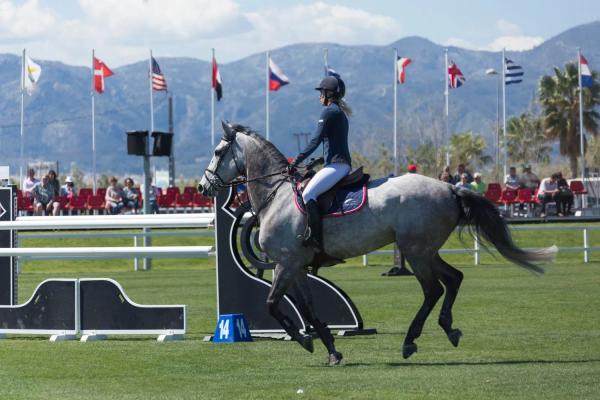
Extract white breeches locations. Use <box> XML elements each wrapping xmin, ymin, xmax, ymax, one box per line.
<box><xmin>302</xmin><ymin>163</ymin><xmax>351</xmax><ymax>203</ymax></box>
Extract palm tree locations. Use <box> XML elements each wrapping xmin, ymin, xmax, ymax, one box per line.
<box><xmin>449</xmin><ymin>131</ymin><xmax>491</xmax><ymax>170</ymax></box>
<box><xmin>539</xmin><ymin>62</ymin><xmax>600</xmax><ymax>178</ymax></box>
<box><xmin>506</xmin><ymin>113</ymin><xmax>551</xmax><ymax>165</ymax></box>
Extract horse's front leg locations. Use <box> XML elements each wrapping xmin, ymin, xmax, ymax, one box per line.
<box><xmin>266</xmin><ymin>263</ymin><xmax>313</xmax><ymax>353</ymax></box>
<box><xmin>291</xmin><ymin>270</ymin><xmax>343</xmax><ymax>366</ymax></box>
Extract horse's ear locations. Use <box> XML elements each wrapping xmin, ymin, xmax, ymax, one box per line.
<box><xmin>221</xmin><ymin>120</ymin><xmax>235</xmax><ymax>142</ymax></box>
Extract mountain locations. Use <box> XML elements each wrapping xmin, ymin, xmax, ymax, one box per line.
<box><xmin>1</xmin><ymin>21</ymin><xmax>599</xmax><ymax>179</ymax></box>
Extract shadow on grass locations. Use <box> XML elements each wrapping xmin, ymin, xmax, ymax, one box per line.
<box><xmin>339</xmin><ymin>358</ymin><xmax>600</xmax><ymax>368</ymax></box>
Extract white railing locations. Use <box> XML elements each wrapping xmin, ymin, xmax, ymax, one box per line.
<box><xmin>362</xmin><ymin>225</ymin><xmax>600</xmax><ymax>265</ymax></box>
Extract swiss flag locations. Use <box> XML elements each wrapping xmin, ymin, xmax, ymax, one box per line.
<box><xmin>94</xmin><ymin>57</ymin><xmax>114</xmax><ymax>94</ymax></box>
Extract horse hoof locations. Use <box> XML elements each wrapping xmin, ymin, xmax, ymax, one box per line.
<box><xmin>448</xmin><ymin>329</ymin><xmax>462</xmax><ymax>347</ymax></box>
<box><xmin>402</xmin><ymin>343</ymin><xmax>417</xmax><ymax>359</ymax></box>
<box><xmin>300</xmin><ymin>335</ymin><xmax>314</xmax><ymax>353</ymax></box>
<box><xmin>328</xmin><ymin>351</ymin><xmax>343</xmax><ymax>366</ymax></box>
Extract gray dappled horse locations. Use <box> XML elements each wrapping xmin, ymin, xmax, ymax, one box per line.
<box><xmin>198</xmin><ymin>122</ymin><xmax>557</xmax><ymax>365</ymax></box>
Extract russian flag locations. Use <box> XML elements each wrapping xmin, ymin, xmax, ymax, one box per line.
<box><xmin>269</xmin><ymin>58</ymin><xmax>289</xmax><ymax>91</ymax></box>
<box><xmin>581</xmin><ymin>54</ymin><xmax>593</xmax><ymax>88</ymax></box>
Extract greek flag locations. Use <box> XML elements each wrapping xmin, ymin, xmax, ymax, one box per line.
<box><xmin>505</xmin><ymin>58</ymin><xmax>523</xmax><ymax>85</ymax></box>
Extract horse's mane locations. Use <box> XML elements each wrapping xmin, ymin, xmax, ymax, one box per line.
<box><xmin>234</xmin><ymin>125</ymin><xmax>289</xmax><ymax>168</ymax></box>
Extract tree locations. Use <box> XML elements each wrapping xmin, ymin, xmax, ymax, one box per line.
<box><xmin>406</xmin><ymin>141</ymin><xmax>445</xmax><ymax>177</ymax></box>
<box><xmin>539</xmin><ymin>62</ymin><xmax>600</xmax><ymax>177</ymax></box>
<box><xmin>449</xmin><ymin>131</ymin><xmax>491</xmax><ymax>170</ymax></box>
<box><xmin>506</xmin><ymin>113</ymin><xmax>551</xmax><ymax>165</ymax></box>
<box><xmin>351</xmin><ymin>145</ymin><xmax>394</xmax><ymax>178</ymax></box>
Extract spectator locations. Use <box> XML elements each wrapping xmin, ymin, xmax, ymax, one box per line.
<box><xmin>556</xmin><ymin>172</ymin><xmax>574</xmax><ymax>216</ymax></box>
<box><xmin>455</xmin><ymin>173</ymin><xmax>472</xmax><ymax>190</ymax></box>
<box><xmin>537</xmin><ymin>173</ymin><xmax>560</xmax><ymax>218</ymax></box>
<box><xmin>439</xmin><ymin>171</ymin><xmax>452</xmax><ymax>183</ymax></box>
<box><xmin>504</xmin><ymin>166</ymin><xmax>521</xmax><ymax>191</ymax></box>
<box><xmin>22</xmin><ymin>168</ymin><xmax>39</xmax><ymax>198</ymax></box>
<box><xmin>123</xmin><ymin>177</ymin><xmax>140</xmax><ymax>213</ymax></box>
<box><xmin>520</xmin><ymin>165</ymin><xmax>540</xmax><ymax>191</ymax></box>
<box><xmin>47</xmin><ymin>169</ymin><xmax>61</xmax><ymax>212</ymax></box>
<box><xmin>470</xmin><ymin>172</ymin><xmax>486</xmax><ymax>195</ymax></box>
<box><xmin>453</xmin><ymin>164</ymin><xmax>473</xmax><ymax>184</ymax></box>
<box><xmin>32</xmin><ymin>174</ymin><xmax>59</xmax><ymax>216</ymax></box>
<box><xmin>140</xmin><ymin>182</ymin><xmax>160</xmax><ymax>214</ymax></box>
<box><xmin>60</xmin><ymin>176</ymin><xmax>77</xmax><ymax>199</ymax></box>
<box><xmin>104</xmin><ymin>176</ymin><xmax>124</xmax><ymax>215</ymax></box>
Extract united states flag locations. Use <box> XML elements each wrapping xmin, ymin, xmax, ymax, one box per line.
<box><xmin>151</xmin><ymin>57</ymin><xmax>167</xmax><ymax>91</ymax></box>
<box><xmin>505</xmin><ymin>58</ymin><xmax>523</xmax><ymax>85</ymax></box>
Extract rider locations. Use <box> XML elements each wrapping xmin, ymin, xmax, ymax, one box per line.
<box><xmin>290</xmin><ymin>75</ymin><xmax>352</xmax><ymax>250</ymax></box>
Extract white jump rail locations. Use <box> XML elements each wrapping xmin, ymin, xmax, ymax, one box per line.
<box><xmin>0</xmin><ymin>246</ymin><xmax>214</xmax><ymax>260</ymax></box>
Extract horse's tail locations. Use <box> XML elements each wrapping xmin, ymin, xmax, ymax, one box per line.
<box><xmin>454</xmin><ymin>188</ymin><xmax>557</xmax><ymax>274</ymax></box>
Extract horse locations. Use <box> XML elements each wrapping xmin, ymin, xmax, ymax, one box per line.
<box><xmin>198</xmin><ymin>122</ymin><xmax>557</xmax><ymax>366</ymax></box>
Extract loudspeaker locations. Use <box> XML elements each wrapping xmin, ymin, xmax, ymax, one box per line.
<box><xmin>152</xmin><ymin>131</ymin><xmax>173</xmax><ymax>157</ymax></box>
<box><xmin>126</xmin><ymin>131</ymin><xmax>149</xmax><ymax>156</ymax></box>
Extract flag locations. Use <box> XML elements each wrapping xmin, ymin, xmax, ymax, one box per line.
<box><xmin>268</xmin><ymin>58</ymin><xmax>289</xmax><ymax>91</ymax></box>
<box><xmin>448</xmin><ymin>61</ymin><xmax>465</xmax><ymax>88</ymax></box>
<box><xmin>24</xmin><ymin>55</ymin><xmax>41</xmax><ymax>95</ymax></box>
<box><xmin>325</xmin><ymin>67</ymin><xmax>340</xmax><ymax>78</ymax></box>
<box><xmin>397</xmin><ymin>56</ymin><xmax>412</xmax><ymax>84</ymax></box>
<box><xmin>151</xmin><ymin>57</ymin><xmax>167</xmax><ymax>91</ymax></box>
<box><xmin>212</xmin><ymin>56</ymin><xmax>223</xmax><ymax>101</ymax></box>
<box><xmin>505</xmin><ymin>58</ymin><xmax>523</xmax><ymax>85</ymax></box>
<box><xmin>93</xmin><ymin>57</ymin><xmax>114</xmax><ymax>94</ymax></box>
<box><xmin>581</xmin><ymin>54</ymin><xmax>593</xmax><ymax>88</ymax></box>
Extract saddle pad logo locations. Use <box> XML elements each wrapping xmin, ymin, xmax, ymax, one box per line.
<box><xmin>295</xmin><ymin>184</ymin><xmax>367</xmax><ymax>218</ymax></box>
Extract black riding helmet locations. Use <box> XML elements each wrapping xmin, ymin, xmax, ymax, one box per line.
<box><xmin>315</xmin><ymin>76</ymin><xmax>345</xmax><ymax>99</ymax></box>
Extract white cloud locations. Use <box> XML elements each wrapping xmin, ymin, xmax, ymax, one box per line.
<box><xmin>495</xmin><ymin>19</ymin><xmax>522</xmax><ymax>36</ymax></box>
<box><xmin>488</xmin><ymin>35</ymin><xmax>544</xmax><ymax>52</ymax></box>
<box><xmin>0</xmin><ymin>0</ymin><xmax>55</xmax><ymax>41</ymax></box>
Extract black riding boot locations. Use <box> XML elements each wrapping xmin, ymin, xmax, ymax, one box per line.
<box><xmin>302</xmin><ymin>200</ymin><xmax>323</xmax><ymax>250</ymax></box>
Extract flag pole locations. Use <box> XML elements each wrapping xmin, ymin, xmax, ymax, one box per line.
<box><xmin>211</xmin><ymin>48</ymin><xmax>215</xmax><ymax>147</ymax></box>
<box><xmin>578</xmin><ymin>47</ymin><xmax>586</xmax><ymax>181</ymax></box>
<box><xmin>266</xmin><ymin>51</ymin><xmax>270</xmax><ymax>141</ymax></box>
<box><xmin>91</xmin><ymin>49</ymin><xmax>97</xmax><ymax>192</ymax></box>
<box><xmin>324</xmin><ymin>47</ymin><xmax>328</xmax><ymax>76</ymax></box>
<box><xmin>143</xmin><ymin>49</ymin><xmax>154</xmax><ymax>270</ymax></box>
<box><xmin>19</xmin><ymin>48</ymin><xmax>25</xmax><ymax>187</ymax></box>
<box><xmin>393</xmin><ymin>48</ymin><xmax>398</xmax><ymax>176</ymax></box>
<box><xmin>444</xmin><ymin>48</ymin><xmax>450</xmax><ymax>166</ymax></box>
<box><xmin>502</xmin><ymin>48</ymin><xmax>507</xmax><ymax>177</ymax></box>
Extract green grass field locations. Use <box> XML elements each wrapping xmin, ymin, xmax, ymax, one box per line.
<box><xmin>0</xmin><ymin>226</ymin><xmax>599</xmax><ymax>399</ymax></box>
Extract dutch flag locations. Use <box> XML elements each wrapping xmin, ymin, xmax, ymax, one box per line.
<box><xmin>581</xmin><ymin>54</ymin><xmax>593</xmax><ymax>88</ymax></box>
<box><xmin>269</xmin><ymin>58</ymin><xmax>290</xmax><ymax>91</ymax></box>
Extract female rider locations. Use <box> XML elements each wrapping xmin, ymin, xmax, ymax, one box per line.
<box><xmin>290</xmin><ymin>75</ymin><xmax>352</xmax><ymax>251</ymax></box>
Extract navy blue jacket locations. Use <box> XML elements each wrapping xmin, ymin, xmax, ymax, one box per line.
<box><xmin>294</xmin><ymin>102</ymin><xmax>351</xmax><ymax>166</ymax></box>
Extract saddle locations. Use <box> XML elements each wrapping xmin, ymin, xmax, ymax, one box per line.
<box><xmin>296</xmin><ymin>158</ymin><xmax>370</xmax><ymax>215</ymax></box>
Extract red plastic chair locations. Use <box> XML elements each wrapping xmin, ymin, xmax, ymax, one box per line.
<box><xmin>69</xmin><ymin>196</ymin><xmax>88</xmax><ymax>215</ymax></box>
<box><xmin>79</xmin><ymin>188</ymin><xmax>94</xmax><ymax>199</ymax></box>
<box><xmin>56</xmin><ymin>196</ymin><xmax>70</xmax><ymax>215</ymax></box>
<box><xmin>570</xmin><ymin>180</ymin><xmax>587</xmax><ymax>209</ymax></box>
<box><xmin>96</xmin><ymin>187</ymin><xmax>107</xmax><ymax>198</ymax></box>
<box><xmin>487</xmin><ymin>182</ymin><xmax>502</xmax><ymax>194</ymax></box>
<box><xmin>183</xmin><ymin>186</ymin><xmax>197</xmax><ymax>197</ymax></box>
<box><xmin>484</xmin><ymin>189</ymin><xmax>501</xmax><ymax>204</ymax></box>
<box><xmin>87</xmin><ymin>195</ymin><xmax>105</xmax><ymax>215</ymax></box>
<box><xmin>193</xmin><ymin>193</ymin><xmax>213</xmax><ymax>211</ymax></box>
<box><xmin>166</xmin><ymin>187</ymin><xmax>180</xmax><ymax>197</ymax></box>
<box><xmin>17</xmin><ymin>197</ymin><xmax>33</xmax><ymax>215</ymax></box>
<box><xmin>175</xmin><ymin>193</ymin><xmax>193</xmax><ymax>212</ymax></box>
<box><xmin>516</xmin><ymin>188</ymin><xmax>536</xmax><ymax>217</ymax></box>
<box><xmin>499</xmin><ymin>189</ymin><xmax>518</xmax><ymax>216</ymax></box>
<box><xmin>157</xmin><ymin>193</ymin><xmax>176</xmax><ymax>212</ymax></box>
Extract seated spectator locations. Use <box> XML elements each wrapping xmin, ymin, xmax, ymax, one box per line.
<box><xmin>455</xmin><ymin>173</ymin><xmax>472</xmax><ymax>190</ymax></box>
<box><xmin>22</xmin><ymin>168</ymin><xmax>39</xmax><ymax>198</ymax></box>
<box><xmin>47</xmin><ymin>169</ymin><xmax>61</xmax><ymax>212</ymax></box>
<box><xmin>60</xmin><ymin>176</ymin><xmax>77</xmax><ymax>199</ymax></box>
<box><xmin>520</xmin><ymin>165</ymin><xmax>540</xmax><ymax>190</ymax></box>
<box><xmin>439</xmin><ymin>171</ymin><xmax>452</xmax><ymax>183</ymax></box>
<box><xmin>453</xmin><ymin>164</ymin><xmax>473</xmax><ymax>184</ymax></box>
<box><xmin>537</xmin><ymin>173</ymin><xmax>560</xmax><ymax>217</ymax></box>
<box><xmin>504</xmin><ymin>166</ymin><xmax>521</xmax><ymax>191</ymax></box>
<box><xmin>32</xmin><ymin>174</ymin><xmax>59</xmax><ymax>216</ymax></box>
<box><xmin>104</xmin><ymin>176</ymin><xmax>124</xmax><ymax>215</ymax></box>
<box><xmin>556</xmin><ymin>172</ymin><xmax>574</xmax><ymax>216</ymax></box>
<box><xmin>123</xmin><ymin>177</ymin><xmax>140</xmax><ymax>213</ymax></box>
<box><xmin>470</xmin><ymin>172</ymin><xmax>486</xmax><ymax>195</ymax></box>
<box><xmin>140</xmin><ymin>182</ymin><xmax>160</xmax><ymax>214</ymax></box>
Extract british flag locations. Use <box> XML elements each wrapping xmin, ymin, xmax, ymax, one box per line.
<box><xmin>448</xmin><ymin>61</ymin><xmax>465</xmax><ymax>88</ymax></box>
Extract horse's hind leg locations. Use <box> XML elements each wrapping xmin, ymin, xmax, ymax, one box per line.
<box><xmin>291</xmin><ymin>270</ymin><xmax>343</xmax><ymax>366</ymax></box>
<box><xmin>433</xmin><ymin>254</ymin><xmax>464</xmax><ymax>347</ymax></box>
<box><xmin>402</xmin><ymin>254</ymin><xmax>444</xmax><ymax>359</ymax></box>
<box><xmin>266</xmin><ymin>263</ymin><xmax>314</xmax><ymax>353</ymax></box>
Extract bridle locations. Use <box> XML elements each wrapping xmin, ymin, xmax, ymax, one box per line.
<box><xmin>203</xmin><ymin>132</ymin><xmax>293</xmax><ymax>216</ymax></box>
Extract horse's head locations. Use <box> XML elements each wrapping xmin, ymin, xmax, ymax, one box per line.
<box><xmin>198</xmin><ymin>121</ymin><xmax>246</xmax><ymax>197</ymax></box>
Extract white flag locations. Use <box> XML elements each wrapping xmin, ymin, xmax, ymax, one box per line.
<box><xmin>24</xmin><ymin>55</ymin><xmax>41</xmax><ymax>95</ymax></box>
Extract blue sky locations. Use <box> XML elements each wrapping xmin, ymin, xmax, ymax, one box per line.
<box><xmin>2</xmin><ymin>0</ymin><xmax>600</xmax><ymax>66</ymax></box>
